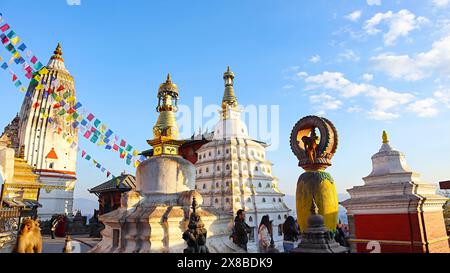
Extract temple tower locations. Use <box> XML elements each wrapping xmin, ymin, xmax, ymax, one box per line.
<box><xmin>341</xmin><ymin>131</ymin><xmax>449</xmax><ymax>253</ymax></box>
<box><xmin>91</xmin><ymin>75</ymin><xmax>234</xmax><ymax>253</ymax></box>
<box><xmin>195</xmin><ymin>67</ymin><xmax>290</xmax><ymax>250</ymax></box>
<box><xmin>17</xmin><ymin>43</ymin><xmax>77</xmax><ymax>219</ymax></box>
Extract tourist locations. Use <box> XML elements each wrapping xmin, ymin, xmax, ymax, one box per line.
<box><xmin>50</xmin><ymin>216</ymin><xmax>60</xmax><ymax>240</ymax></box>
<box><xmin>231</xmin><ymin>209</ymin><xmax>252</xmax><ymax>251</ymax></box>
<box><xmin>258</xmin><ymin>215</ymin><xmax>272</xmax><ymax>253</ymax></box>
<box><xmin>335</xmin><ymin>219</ymin><xmax>349</xmax><ymax>247</ymax></box>
<box><xmin>282</xmin><ymin>216</ymin><xmax>299</xmax><ymax>253</ymax></box>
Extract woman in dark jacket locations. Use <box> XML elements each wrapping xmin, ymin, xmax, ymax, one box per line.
<box><xmin>282</xmin><ymin>216</ymin><xmax>300</xmax><ymax>253</ymax></box>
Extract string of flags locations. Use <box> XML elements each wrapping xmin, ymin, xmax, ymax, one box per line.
<box><xmin>0</xmin><ymin>13</ymin><xmax>147</xmax><ymax>177</ymax></box>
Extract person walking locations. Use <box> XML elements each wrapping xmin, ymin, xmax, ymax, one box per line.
<box><xmin>50</xmin><ymin>216</ymin><xmax>60</xmax><ymax>240</ymax></box>
<box><xmin>231</xmin><ymin>209</ymin><xmax>252</xmax><ymax>251</ymax></box>
<box><xmin>258</xmin><ymin>215</ymin><xmax>272</xmax><ymax>253</ymax></box>
<box><xmin>282</xmin><ymin>216</ymin><xmax>300</xmax><ymax>253</ymax></box>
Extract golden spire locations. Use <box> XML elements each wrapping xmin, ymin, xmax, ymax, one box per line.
<box><xmin>382</xmin><ymin>130</ymin><xmax>389</xmax><ymax>144</ymax></box>
<box><xmin>148</xmin><ymin>74</ymin><xmax>184</xmax><ymax>156</ymax></box>
<box><xmin>158</xmin><ymin>73</ymin><xmax>178</xmax><ymax>95</ymax></box>
<box><xmin>222</xmin><ymin>66</ymin><xmax>238</xmax><ymax>112</ymax></box>
<box><xmin>51</xmin><ymin>42</ymin><xmax>64</xmax><ymax>62</ymax></box>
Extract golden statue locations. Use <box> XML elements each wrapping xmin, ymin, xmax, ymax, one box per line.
<box><xmin>301</xmin><ymin>128</ymin><xmax>319</xmax><ymax>162</ymax></box>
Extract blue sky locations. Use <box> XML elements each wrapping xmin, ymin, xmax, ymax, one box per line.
<box><xmin>1</xmin><ymin>0</ymin><xmax>450</xmax><ymax>201</ymax></box>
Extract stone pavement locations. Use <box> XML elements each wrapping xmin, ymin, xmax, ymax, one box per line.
<box><xmin>42</xmin><ymin>235</ymin><xmax>101</xmax><ymax>253</ymax></box>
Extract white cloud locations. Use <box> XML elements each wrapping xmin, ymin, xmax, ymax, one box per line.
<box><xmin>297</xmin><ymin>71</ymin><xmax>308</xmax><ymax>78</ymax></box>
<box><xmin>338</xmin><ymin>49</ymin><xmax>360</xmax><ymax>62</ymax></box>
<box><xmin>367</xmin><ymin>0</ymin><xmax>381</xmax><ymax>6</ymax></box>
<box><xmin>300</xmin><ymin>71</ymin><xmax>422</xmax><ymax>120</ymax></box>
<box><xmin>371</xmin><ymin>35</ymin><xmax>450</xmax><ymax>81</ymax></box>
<box><xmin>367</xmin><ymin>110</ymin><xmax>399</xmax><ymax>120</ymax></box>
<box><xmin>282</xmin><ymin>84</ymin><xmax>295</xmax><ymax>89</ymax></box>
<box><xmin>364</xmin><ymin>9</ymin><xmax>429</xmax><ymax>45</ymax></box>
<box><xmin>406</xmin><ymin>98</ymin><xmax>438</xmax><ymax>117</ymax></box>
<box><xmin>309</xmin><ymin>55</ymin><xmax>321</xmax><ymax>63</ymax></box>
<box><xmin>371</xmin><ymin>54</ymin><xmax>426</xmax><ymax>81</ymax></box>
<box><xmin>362</xmin><ymin>73</ymin><xmax>374</xmax><ymax>82</ymax></box>
<box><xmin>433</xmin><ymin>0</ymin><xmax>449</xmax><ymax>8</ymax></box>
<box><xmin>434</xmin><ymin>89</ymin><xmax>450</xmax><ymax>108</ymax></box>
<box><xmin>345</xmin><ymin>10</ymin><xmax>362</xmax><ymax>22</ymax></box>
<box><xmin>309</xmin><ymin>93</ymin><xmax>343</xmax><ymax>114</ymax></box>
<box><xmin>347</xmin><ymin>105</ymin><xmax>363</xmax><ymax>113</ymax></box>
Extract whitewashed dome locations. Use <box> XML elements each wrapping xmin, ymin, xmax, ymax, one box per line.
<box><xmin>369</xmin><ymin>137</ymin><xmax>412</xmax><ymax>177</ymax></box>
<box><xmin>213</xmin><ymin>106</ymin><xmax>249</xmax><ymax>140</ymax></box>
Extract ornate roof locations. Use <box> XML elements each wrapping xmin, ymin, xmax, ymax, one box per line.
<box><xmin>89</xmin><ymin>174</ymin><xmax>136</xmax><ymax>194</ymax></box>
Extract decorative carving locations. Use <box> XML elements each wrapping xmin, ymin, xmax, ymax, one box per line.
<box><xmin>182</xmin><ymin>197</ymin><xmax>209</xmax><ymax>253</ymax></box>
<box><xmin>290</xmin><ymin>115</ymin><xmax>338</xmax><ymax>170</ymax></box>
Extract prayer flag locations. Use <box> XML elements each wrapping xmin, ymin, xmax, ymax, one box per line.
<box><xmin>84</xmin><ymin>130</ymin><xmax>92</xmax><ymax>139</ymax></box>
<box><xmin>1</xmin><ymin>62</ymin><xmax>7</xmax><ymax>69</ymax></box>
<box><xmin>0</xmin><ymin>24</ymin><xmax>10</xmax><ymax>32</ymax></box>
<box><xmin>120</xmin><ymin>139</ymin><xmax>126</xmax><ymax>147</ymax></box>
<box><xmin>18</xmin><ymin>43</ymin><xmax>27</xmax><ymax>51</ymax></box>
<box><xmin>0</xmin><ymin>35</ymin><xmax>8</xmax><ymax>44</ymax></box>
<box><xmin>10</xmin><ymin>36</ymin><xmax>20</xmax><ymax>45</ymax></box>
<box><xmin>82</xmin><ymin>150</ymin><xmax>86</xmax><ymax>158</ymax></box>
<box><xmin>126</xmin><ymin>144</ymin><xmax>133</xmax><ymax>152</ymax></box>
<box><xmin>105</xmin><ymin>129</ymin><xmax>113</xmax><ymax>138</ymax></box>
<box><xmin>93</xmin><ymin>119</ymin><xmax>101</xmax><ymax>128</ymax></box>
<box><xmin>38</xmin><ymin>67</ymin><xmax>49</xmax><ymax>75</ymax></box>
<box><xmin>91</xmin><ymin>134</ymin><xmax>99</xmax><ymax>143</ymax></box>
<box><xmin>85</xmin><ymin>155</ymin><xmax>91</xmax><ymax>161</ymax></box>
<box><xmin>6</xmin><ymin>30</ymin><xmax>15</xmax><ymax>38</ymax></box>
<box><xmin>81</xmin><ymin>119</ymin><xmax>88</xmax><ymax>126</ymax></box>
<box><xmin>34</xmin><ymin>61</ymin><xmax>43</xmax><ymax>70</ymax></box>
<box><xmin>74</xmin><ymin>102</ymin><xmax>82</xmax><ymax>109</ymax></box>
<box><xmin>14</xmin><ymin>80</ymin><xmax>21</xmax><ymax>87</ymax></box>
<box><xmin>30</xmin><ymin>56</ymin><xmax>37</xmax><ymax>64</ymax></box>
<box><xmin>87</xmin><ymin>113</ymin><xmax>95</xmax><ymax>121</ymax></box>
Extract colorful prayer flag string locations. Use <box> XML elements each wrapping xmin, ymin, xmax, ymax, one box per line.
<box><xmin>0</xmin><ymin>14</ymin><xmax>145</xmax><ymax>169</ymax></box>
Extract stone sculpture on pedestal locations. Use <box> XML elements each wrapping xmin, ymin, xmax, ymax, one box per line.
<box><xmin>290</xmin><ymin>115</ymin><xmax>339</xmax><ymax>232</ymax></box>
<box><xmin>182</xmin><ymin>197</ymin><xmax>209</xmax><ymax>253</ymax></box>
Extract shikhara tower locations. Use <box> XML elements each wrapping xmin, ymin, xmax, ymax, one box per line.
<box><xmin>18</xmin><ymin>43</ymin><xmax>78</xmax><ymax>219</ymax></box>
<box><xmin>195</xmin><ymin>67</ymin><xmax>291</xmax><ymax>248</ymax></box>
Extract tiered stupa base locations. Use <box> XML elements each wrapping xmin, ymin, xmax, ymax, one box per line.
<box><xmin>90</xmin><ymin>204</ymin><xmax>238</xmax><ymax>253</ymax></box>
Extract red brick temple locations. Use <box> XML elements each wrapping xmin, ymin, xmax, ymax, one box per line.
<box><xmin>342</xmin><ymin>131</ymin><xmax>449</xmax><ymax>253</ymax></box>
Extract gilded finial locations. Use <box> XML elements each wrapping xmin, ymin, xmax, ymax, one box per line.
<box><xmin>310</xmin><ymin>197</ymin><xmax>319</xmax><ymax>215</ymax></box>
<box><xmin>166</xmin><ymin>73</ymin><xmax>172</xmax><ymax>82</ymax></box>
<box><xmin>382</xmin><ymin>130</ymin><xmax>389</xmax><ymax>144</ymax></box>
<box><xmin>222</xmin><ymin>67</ymin><xmax>238</xmax><ymax>112</ymax></box>
<box><xmin>51</xmin><ymin>42</ymin><xmax>64</xmax><ymax>61</ymax></box>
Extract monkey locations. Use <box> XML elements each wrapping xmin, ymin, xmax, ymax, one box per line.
<box><xmin>302</xmin><ymin>133</ymin><xmax>318</xmax><ymax>163</ymax></box>
<box><xmin>12</xmin><ymin>218</ymin><xmax>43</xmax><ymax>253</ymax></box>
